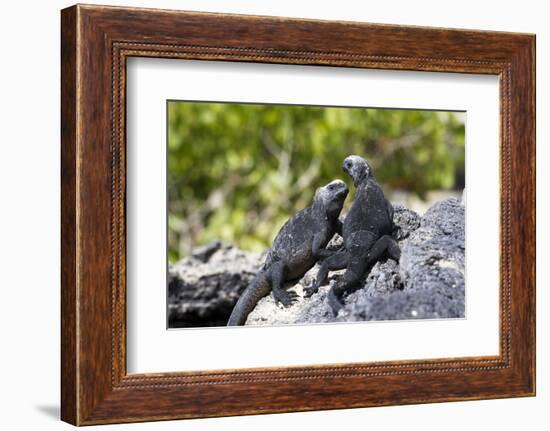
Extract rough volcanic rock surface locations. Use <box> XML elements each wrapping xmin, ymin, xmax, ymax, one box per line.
<box><xmin>167</xmin><ymin>198</ymin><xmax>465</xmax><ymax>327</ymax></box>
<box><xmin>396</xmin><ymin>198</ymin><xmax>465</xmax><ymax>319</ymax></box>
<box><xmin>167</xmin><ymin>241</ymin><xmax>263</xmax><ymax>327</ymax></box>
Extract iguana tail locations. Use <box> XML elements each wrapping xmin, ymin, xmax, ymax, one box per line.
<box><xmin>227</xmin><ymin>271</ymin><xmax>271</xmax><ymax>326</ymax></box>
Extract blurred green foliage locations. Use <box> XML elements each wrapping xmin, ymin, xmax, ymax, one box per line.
<box><xmin>168</xmin><ymin>101</ymin><xmax>464</xmax><ymax>262</ymax></box>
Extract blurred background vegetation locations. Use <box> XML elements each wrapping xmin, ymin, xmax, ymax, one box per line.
<box><xmin>168</xmin><ymin>101</ymin><xmax>465</xmax><ymax>262</ymax></box>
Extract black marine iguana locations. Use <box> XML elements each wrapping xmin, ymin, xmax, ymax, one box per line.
<box><xmin>227</xmin><ymin>180</ymin><xmax>349</xmax><ymax>326</ymax></box>
<box><xmin>305</xmin><ymin>155</ymin><xmax>400</xmax><ymax>314</ymax></box>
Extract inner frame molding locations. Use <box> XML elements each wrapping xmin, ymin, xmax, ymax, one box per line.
<box><xmin>61</xmin><ymin>4</ymin><xmax>534</xmax><ymax>425</ymax></box>
<box><xmin>114</xmin><ymin>43</ymin><xmax>510</xmax><ymax>383</ymax></box>
<box><xmin>126</xmin><ymin>57</ymin><xmax>501</xmax><ymax>374</ymax></box>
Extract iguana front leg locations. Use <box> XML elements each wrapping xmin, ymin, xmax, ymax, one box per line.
<box><xmin>311</xmin><ymin>230</ymin><xmax>333</xmax><ymax>260</ymax></box>
<box><xmin>304</xmin><ymin>250</ymin><xmax>348</xmax><ymax>297</ymax></box>
<box><xmin>328</xmin><ymin>260</ymin><xmax>365</xmax><ymax>315</ymax></box>
<box><xmin>270</xmin><ymin>261</ymin><xmax>298</xmax><ymax>307</ymax></box>
<box><xmin>327</xmin><ymin>233</ymin><xmax>374</xmax><ymax>314</ymax></box>
<box><xmin>304</xmin><ymin>231</ymin><xmax>346</xmax><ymax>297</ymax></box>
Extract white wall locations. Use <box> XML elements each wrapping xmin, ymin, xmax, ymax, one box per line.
<box><xmin>0</xmin><ymin>0</ymin><xmax>546</xmax><ymax>429</ymax></box>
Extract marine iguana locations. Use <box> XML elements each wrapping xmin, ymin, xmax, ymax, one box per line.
<box><xmin>227</xmin><ymin>179</ymin><xmax>349</xmax><ymax>326</ymax></box>
<box><xmin>305</xmin><ymin>155</ymin><xmax>400</xmax><ymax>314</ymax></box>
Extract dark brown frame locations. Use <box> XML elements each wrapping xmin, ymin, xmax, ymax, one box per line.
<box><xmin>61</xmin><ymin>4</ymin><xmax>536</xmax><ymax>426</ymax></box>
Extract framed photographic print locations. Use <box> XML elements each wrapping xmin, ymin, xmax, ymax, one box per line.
<box><xmin>61</xmin><ymin>4</ymin><xmax>535</xmax><ymax>425</ymax></box>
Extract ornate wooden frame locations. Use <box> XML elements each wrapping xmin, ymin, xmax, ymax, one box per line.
<box><xmin>61</xmin><ymin>4</ymin><xmax>535</xmax><ymax>425</ymax></box>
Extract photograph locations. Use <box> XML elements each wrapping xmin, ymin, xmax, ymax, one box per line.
<box><xmin>167</xmin><ymin>101</ymin><xmax>466</xmax><ymax>328</ymax></box>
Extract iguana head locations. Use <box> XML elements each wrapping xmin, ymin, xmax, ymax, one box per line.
<box><xmin>342</xmin><ymin>155</ymin><xmax>372</xmax><ymax>187</ymax></box>
<box><xmin>314</xmin><ymin>179</ymin><xmax>349</xmax><ymax>217</ymax></box>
